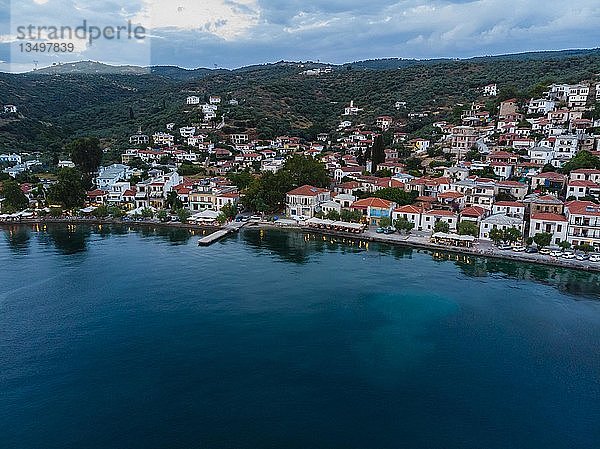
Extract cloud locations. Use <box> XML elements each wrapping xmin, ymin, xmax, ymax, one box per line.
<box><xmin>2</xmin><ymin>0</ymin><xmax>600</xmax><ymax>71</ymax></box>
<box><xmin>132</xmin><ymin>0</ymin><xmax>260</xmax><ymax>40</ymax></box>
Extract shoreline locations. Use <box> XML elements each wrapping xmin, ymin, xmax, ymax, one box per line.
<box><xmin>3</xmin><ymin>218</ymin><xmax>599</xmax><ymax>273</ymax></box>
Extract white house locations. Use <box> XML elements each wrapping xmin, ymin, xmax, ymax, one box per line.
<box><xmin>529</xmin><ymin>212</ymin><xmax>568</xmax><ymax>245</ymax></box>
<box><xmin>479</xmin><ymin>214</ymin><xmax>524</xmax><ymax>240</ymax></box>
<box><xmin>392</xmin><ymin>205</ymin><xmax>423</xmax><ymax>230</ymax></box>
<box><xmin>179</xmin><ymin>127</ymin><xmax>197</xmax><ymax>138</ymax></box>
<box><xmin>186</xmin><ymin>96</ymin><xmax>201</xmax><ymax>105</ymax></box>
<box><xmin>96</xmin><ymin>164</ymin><xmax>132</xmax><ymax>190</ymax></box>
<box><xmin>343</xmin><ymin>100</ymin><xmax>362</xmax><ymax>116</ymax></box>
<box><xmin>0</xmin><ymin>153</ymin><xmax>22</xmax><ymax>164</ymax></box>
<box><xmin>492</xmin><ymin>201</ymin><xmax>525</xmax><ymax>218</ymax></box>
<box><xmin>129</xmin><ymin>133</ymin><xmax>149</xmax><ymax>146</ymax></box>
<box><xmin>152</xmin><ymin>132</ymin><xmax>175</xmax><ymax>147</ymax></box>
<box><xmin>565</xmin><ymin>200</ymin><xmax>600</xmax><ymax>249</ymax></box>
<box><xmin>285</xmin><ymin>185</ymin><xmax>331</xmax><ymax>219</ymax></box>
<box><xmin>483</xmin><ymin>84</ymin><xmax>497</xmax><ymax>96</ymax></box>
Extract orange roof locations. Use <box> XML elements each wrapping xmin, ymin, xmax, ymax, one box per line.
<box><xmin>394</xmin><ymin>205</ymin><xmax>423</xmax><ymax>214</ymax></box>
<box><xmin>87</xmin><ymin>189</ymin><xmax>107</xmax><ymax>197</ymax></box>
<box><xmin>287</xmin><ymin>185</ymin><xmax>329</xmax><ymax>197</ymax></box>
<box><xmin>424</xmin><ymin>209</ymin><xmax>457</xmax><ymax>217</ymax></box>
<box><xmin>566</xmin><ymin>201</ymin><xmax>600</xmax><ymax>216</ymax></box>
<box><xmin>535</xmin><ymin>172</ymin><xmax>566</xmax><ymax>180</ymax></box>
<box><xmin>438</xmin><ymin>191</ymin><xmax>464</xmax><ymax>199</ymax></box>
<box><xmin>530</xmin><ymin>213</ymin><xmax>567</xmax><ymax>222</ymax></box>
<box><xmin>571</xmin><ymin>168</ymin><xmax>600</xmax><ymax>174</ymax></box>
<box><xmin>351</xmin><ymin>197</ymin><xmax>393</xmax><ymax>209</ymax></box>
<box><xmin>338</xmin><ymin>181</ymin><xmax>360</xmax><ymax>189</ymax></box>
<box><xmin>461</xmin><ymin>206</ymin><xmax>487</xmax><ymax>217</ymax></box>
<box><xmin>568</xmin><ymin>180</ymin><xmax>599</xmax><ymax>187</ymax></box>
<box><xmin>494</xmin><ymin>201</ymin><xmax>524</xmax><ymax>207</ymax></box>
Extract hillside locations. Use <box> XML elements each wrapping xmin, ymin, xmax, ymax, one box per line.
<box><xmin>1</xmin><ymin>49</ymin><xmax>599</xmax><ymax>153</ymax></box>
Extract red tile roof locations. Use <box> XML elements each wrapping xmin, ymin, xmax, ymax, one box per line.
<box><xmin>494</xmin><ymin>201</ymin><xmax>524</xmax><ymax>207</ymax></box>
<box><xmin>568</xmin><ymin>180</ymin><xmax>599</xmax><ymax>187</ymax></box>
<box><xmin>351</xmin><ymin>197</ymin><xmax>393</xmax><ymax>209</ymax></box>
<box><xmin>287</xmin><ymin>185</ymin><xmax>329</xmax><ymax>197</ymax></box>
<box><xmin>394</xmin><ymin>205</ymin><xmax>423</xmax><ymax>214</ymax></box>
<box><xmin>424</xmin><ymin>209</ymin><xmax>457</xmax><ymax>217</ymax></box>
<box><xmin>461</xmin><ymin>206</ymin><xmax>487</xmax><ymax>217</ymax></box>
<box><xmin>438</xmin><ymin>191</ymin><xmax>464</xmax><ymax>199</ymax></box>
<box><xmin>566</xmin><ymin>201</ymin><xmax>600</xmax><ymax>216</ymax></box>
<box><xmin>530</xmin><ymin>213</ymin><xmax>567</xmax><ymax>222</ymax></box>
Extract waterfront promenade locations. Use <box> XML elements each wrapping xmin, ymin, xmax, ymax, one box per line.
<box><xmin>2</xmin><ymin>216</ymin><xmax>599</xmax><ymax>272</ymax></box>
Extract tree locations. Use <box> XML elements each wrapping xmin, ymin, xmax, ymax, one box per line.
<box><xmin>372</xmin><ymin>188</ymin><xmax>417</xmax><ymax>206</ymax></box>
<box><xmin>157</xmin><ymin>209</ymin><xmax>168</xmax><ymax>222</ymax></box>
<box><xmin>575</xmin><ymin>243</ymin><xmax>594</xmax><ymax>253</ymax></box>
<box><xmin>489</xmin><ymin>228</ymin><xmax>504</xmax><ymax>245</ymax></box>
<box><xmin>221</xmin><ymin>202</ymin><xmax>237</xmax><ymax>220</ymax></box>
<box><xmin>541</xmin><ymin>163</ymin><xmax>555</xmax><ymax>173</ymax></box>
<box><xmin>1</xmin><ymin>180</ymin><xmax>29</xmax><ymax>212</ymax></box>
<box><xmin>176</xmin><ymin>208</ymin><xmax>191</xmax><ymax>223</ymax></box>
<box><xmin>68</xmin><ymin>137</ymin><xmax>103</xmax><ymax>186</ymax></box>
<box><xmin>379</xmin><ymin>217</ymin><xmax>391</xmax><ymax>228</ymax></box>
<box><xmin>394</xmin><ymin>217</ymin><xmax>414</xmax><ymax>233</ymax></box>
<box><xmin>107</xmin><ymin>206</ymin><xmax>124</xmax><ymax>218</ymax></box>
<box><xmin>48</xmin><ymin>168</ymin><xmax>86</xmax><ymax>209</ymax></box>
<box><xmin>533</xmin><ymin>232</ymin><xmax>552</xmax><ymax>249</ymax></box>
<box><xmin>140</xmin><ymin>207</ymin><xmax>154</xmax><ymax>219</ymax></box>
<box><xmin>340</xmin><ymin>209</ymin><xmax>363</xmax><ymax>223</ymax></box>
<box><xmin>371</xmin><ymin>135</ymin><xmax>386</xmax><ymax>172</ymax></box>
<box><xmin>93</xmin><ymin>205</ymin><xmax>109</xmax><ymax>218</ymax></box>
<box><xmin>558</xmin><ymin>240</ymin><xmax>571</xmax><ymax>250</ymax></box>
<box><xmin>503</xmin><ymin>227</ymin><xmax>522</xmax><ymax>244</ymax></box>
<box><xmin>325</xmin><ymin>209</ymin><xmax>340</xmax><ymax>221</ymax></box>
<box><xmin>216</xmin><ymin>212</ymin><xmax>227</xmax><ymax>224</ymax></box>
<box><xmin>562</xmin><ymin>151</ymin><xmax>600</xmax><ymax>174</ymax></box>
<box><xmin>282</xmin><ymin>155</ymin><xmax>329</xmax><ymax>188</ymax></box>
<box><xmin>457</xmin><ymin>220</ymin><xmax>479</xmax><ymax>237</ymax></box>
<box><xmin>433</xmin><ymin>220</ymin><xmax>450</xmax><ymax>233</ymax></box>
<box><xmin>165</xmin><ymin>191</ymin><xmax>183</xmax><ymax>211</ymax></box>
<box><xmin>228</xmin><ymin>171</ymin><xmax>254</xmax><ymax>190</ymax></box>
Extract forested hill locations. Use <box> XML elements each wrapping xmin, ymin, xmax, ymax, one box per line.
<box><xmin>1</xmin><ymin>49</ymin><xmax>599</xmax><ymax>153</ymax></box>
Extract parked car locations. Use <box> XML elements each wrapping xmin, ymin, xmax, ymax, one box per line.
<box><xmin>497</xmin><ymin>243</ymin><xmax>512</xmax><ymax>250</ymax></box>
<box><xmin>589</xmin><ymin>254</ymin><xmax>600</xmax><ymax>262</ymax></box>
<box><xmin>250</xmin><ymin>215</ymin><xmax>262</xmax><ymax>221</ymax></box>
<box><xmin>376</xmin><ymin>227</ymin><xmax>385</xmax><ymax>234</ymax></box>
<box><xmin>383</xmin><ymin>227</ymin><xmax>396</xmax><ymax>234</ymax></box>
<box><xmin>512</xmin><ymin>245</ymin><xmax>526</xmax><ymax>252</ymax></box>
<box><xmin>561</xmin><ymin>252</ymin><xmax>576</xmax><ymax>260</ymax></box>
<box><xmin>576</xmin><ymin>253</ymin><xmax>589</xmax><ymax>261</ymax></box>
<box><xmin>539</xmin><ymin>247</ymin><xmax>551</xmax><ymax>255</ymax></box>
<box><xmin>550</xmin><ymin>250</ymin><xmax>563</xmax><ymax>258</ymax></box>
<box><xmin>525</xmin><ymin>247</ymin><xmax>538</xmax><ymax>253</ymax></box>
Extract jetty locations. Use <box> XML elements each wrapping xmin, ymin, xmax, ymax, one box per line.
<box><xmin>198</xmin><ymin>221</ymin><xmax>246</xmax><ymax>246</ymax></box>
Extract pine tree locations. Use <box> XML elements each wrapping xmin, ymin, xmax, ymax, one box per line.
<box><xmin>371</xmin><ymin>135</ymin><xmax>386</xmax><ymax>172</ymax></box>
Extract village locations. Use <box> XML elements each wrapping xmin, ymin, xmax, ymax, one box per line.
<box><xmin>2</xmin><ymin>79</ymin><xmax>600</xmax><ymax>264</ymax></box>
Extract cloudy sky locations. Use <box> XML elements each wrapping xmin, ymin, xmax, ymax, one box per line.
<box><xmin>0</xmin><ymin>0</ymin><xmax>599</xmax><ymax>72</ymax></box>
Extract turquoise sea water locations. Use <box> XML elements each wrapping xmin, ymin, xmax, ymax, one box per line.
<box><xmin>1</xmin><ymin>224</ymin><xmax>599</xmax><ymax>449</ymax></box>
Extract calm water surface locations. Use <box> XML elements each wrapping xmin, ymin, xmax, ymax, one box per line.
<box><xmin>1</xmin><ymin>224</ymin><xmax>599</xmax><ymax>449</ymax></box>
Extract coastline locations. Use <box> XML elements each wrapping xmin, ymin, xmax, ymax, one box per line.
<box><xmin>3</xmin><ymin>218</ymin><xmax>600</xmax><ymax>273</ymax></box>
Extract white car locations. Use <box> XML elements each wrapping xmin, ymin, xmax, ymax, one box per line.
<box><xmin>550</xmin><ymin>250</ymin><xmax>563</xmax><ymax>258</ymax></box>
<box><xmin>589</xmin><ymin>254</ymin><xmax>600</xmax><ymax>262</ymax></box>
<box><xmin>512</xmin><ymin>245</ymin><xmax>526</xmax><ymax>252</ymax></box>
<box><xmin>561</xmin><ymin>252</ymin><xmax>576</xmax><ymax>260</ymax></box>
